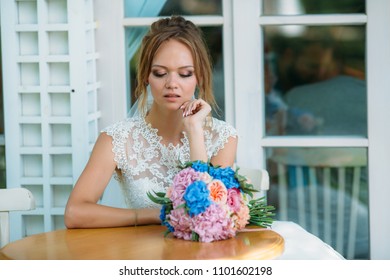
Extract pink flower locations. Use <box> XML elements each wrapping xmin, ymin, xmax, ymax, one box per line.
<box><xmin>166</xmin><ymin>186</ymin><xmax>173</xmax><ymax>198</ymax></box>
<box><xmin>173</xmin><ymin>167</ymin><xmax>200</xmax><ymax>187</ymax></box>
<box><xmin>191</xmin><ymin>204</ymin><xmax>236</xmax><ymax>242</ymax></box>
<box><xmin>169</xmin><ymin>168</ymin><xmax>201</xmax><ymax>207</ymax></box>
<box><xmin>168</xmin><ymin>208</ymin><xmax>192</xmax><ymax>240</ymax></box>
<box><xmin>227</xmin><ymin>188</ymin><xmax>242</xmax><ymax>213</ymax></box>
<box><xmin>198</xmin><ymin>172</ymin><xmax>212</xmax><ymax>184</ymax></box>
<box><xmin>207</xmin><ymin>180</ymin><xmax>228</xmax><ymax>205</ymax></box>
<box><xmin>234</xmin><ymin>203</ymin><xmax>250</xmax><ymax>230</ymax></box>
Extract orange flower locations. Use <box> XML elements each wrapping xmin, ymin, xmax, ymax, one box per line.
<box><xmin>234</xmin><ymin>203</ymin><xmax>250</xmax><ymax>230</ymax></box>
<box><xmin>207</xmin><ymin>180</ymin><xmax>228</xmax><ymax>204</ymax></box>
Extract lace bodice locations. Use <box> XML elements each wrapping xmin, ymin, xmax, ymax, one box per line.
<box><xmin>102</xmin><ymin>116</ymin><xmax>237</xmax><ymax>209</ymax></box>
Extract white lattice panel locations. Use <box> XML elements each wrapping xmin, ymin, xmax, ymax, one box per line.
<box><xmin>1</xmin><ymin>0</ymin><xmax>100</xmax><ymax>242</ymax></box>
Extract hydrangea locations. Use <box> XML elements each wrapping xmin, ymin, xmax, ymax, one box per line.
<box><xmin>183</xmin><ymin>181</ymin><xmax>211</xmax><ymax>216</ymax></box>
<box><xmin>209</xmin><ymin>166</ymin><xmax>240</xmax><ymax>189</ymax></box>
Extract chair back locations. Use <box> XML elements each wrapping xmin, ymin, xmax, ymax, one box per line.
<box><xmin>0</xmin><ymin>188</ymin><xmax>36</xmax><ymax>248</ymax></box>
<box><xmin>237</xmin><ymin>167</ymin><xmax>270</xmax><ymax>199</ymax></box>
<box><xmin>269</xmin><ymin>147</ymin><xmax>368</xmax><ymax>259</ymax></box>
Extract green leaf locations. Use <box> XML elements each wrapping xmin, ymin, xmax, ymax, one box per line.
<box><xmin>191</xmin><ymin>231</ymin><xmax>199</xmax><ymax>242</ymax></box>
<box><xmin>147</xmin><ymin>191</ymin><xmax>170</xmax><ymax>205</ymax></box>
<box><xmin>247</xmin><ymin>197</ymin><xmax>276</xmax><ymax>228</ymax></box>
<box><xmin>154</xmin><ymin>192</ymin><xmax>166</xmax><ymax>198</ymax></box>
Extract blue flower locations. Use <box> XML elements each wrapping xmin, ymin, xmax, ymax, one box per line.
<box><xmin>191</xmin><ymin>161</ymin><xmax>209</xmax><ymax>173</ymax></box>
<box><xmin>183</xmin><ymin>181</ymin><xmax>211</xmax><ymax>216</ymax></box>
<box><xmin>160</xmin><ymin>205</ymin><xmax>174</xmax><ymax>232</ymax></box>
<box><xmin>209</xmin><ymin>166</ymin><xmax>239</xmax><ymax>189</ymax></box>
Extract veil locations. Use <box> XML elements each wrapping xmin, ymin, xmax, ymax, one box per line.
<box><xmin>127</xmin><ymin>85</ymin><xmax>153</xmax><ymax>118</ymax></box>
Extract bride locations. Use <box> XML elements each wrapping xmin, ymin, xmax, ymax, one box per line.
<box><xmin>64</xmin><ymin>16</ymin><xmax>238</xmax><ymax>228</ymax></box>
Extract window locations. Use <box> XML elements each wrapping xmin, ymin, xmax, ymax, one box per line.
<box><xmin>0</xmin><ymin>36</ymin><xmax>5</xmax><ymax>189</ymax></box>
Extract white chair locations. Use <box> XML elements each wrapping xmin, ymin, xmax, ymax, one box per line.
<box><xmin>269</xmin><ymin>147</ymin><xmax>368</xmax><ymax>259</ymax></box>
<box><xmin>0</xmin><ymin>188</ymin><xmax>36</xmax><ymax>248</ymax></box>
<box><xmin>237</xmin><ymin>167</ymin><xmax>270</xmax><ymax>199</ymax></box>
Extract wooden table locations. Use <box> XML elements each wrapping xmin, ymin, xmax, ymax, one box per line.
<box><xmin>0</xmin><ymin>225</ymin><xmax>284</xmax><ymax>260</ymax></box>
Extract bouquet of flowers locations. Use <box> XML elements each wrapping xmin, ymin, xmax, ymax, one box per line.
<box><xmin>147</xmin><ymin>160</ymin><xmax>275</xmax><ymax>242</ymax></box>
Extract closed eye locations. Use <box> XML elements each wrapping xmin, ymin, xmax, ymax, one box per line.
<box><xmin>152</xmin><ymin>71</ymin><xmax>166</xmax><ymax>78</ymax></box>
<box><xmin>179</xmin><ymin>72</ymin><xmax>194</xmax><ymax>78</ymax></box>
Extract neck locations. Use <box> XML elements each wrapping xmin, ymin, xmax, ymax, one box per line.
<box><xmin>145</xmin><ymin>105</ymin><xmax>184</xmax><ymax>144</ymax></box>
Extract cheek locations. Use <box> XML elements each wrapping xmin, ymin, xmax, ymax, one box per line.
<box><xmin>183</xmin><ymin>78</ymin><xmax>198</xmax><ymax>93</ymax></box>
<box><xmin>148</xmin><ymin>76</ymin><xmax>164</xmax><ymax>91</ymax></box>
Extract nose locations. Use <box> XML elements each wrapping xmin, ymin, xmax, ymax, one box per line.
<box><xmin>165</xmin><ymin>73</ymin><xmax>178</xmax><ymax>89</ymax></box>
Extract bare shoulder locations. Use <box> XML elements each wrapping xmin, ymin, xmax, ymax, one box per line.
<box><xmin>87</xmin><ymin>132</ymin><xmax>115</xmax><ymax>164</ymax></box>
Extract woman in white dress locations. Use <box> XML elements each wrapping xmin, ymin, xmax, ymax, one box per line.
<box><xmin>64</xmin><ymin>16</ymin><xmax>238</xmax><ymax>228</ymax></box>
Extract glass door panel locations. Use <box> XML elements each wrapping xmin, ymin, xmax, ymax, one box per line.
<box><xmin>124</xmin><ymin>0</ymin><xmax>222</xmax><ymax>17</ymax></box>
<box><xmin>261</xmin><ymin>0</ymin><xmax>369</xmax><ymax>260</ymax></box>
<box><xmin>263</xmin><ymin>25</ymin><xmax>366</xmax><ymax>136</ymax></box>
<box><xmin>263</xmin><ymin>0</ymin><xmax>365</xmax><ymax>15</ymax></box>
<box><xmin>266</xmin><ymin>147</ymin><xmax>369</xmax><ymax>259</ymax></box>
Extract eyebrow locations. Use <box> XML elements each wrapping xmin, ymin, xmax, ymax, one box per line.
<box><xmin>151</xmin><ymin>64</ymin><xmax>195</xmax><ymax>69</ymax></box>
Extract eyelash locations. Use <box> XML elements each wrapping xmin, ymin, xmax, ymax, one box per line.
<box><xmin>152</xmin><ymin>71</ymin><xmax>193</xmax><ymax>78</ymax></box>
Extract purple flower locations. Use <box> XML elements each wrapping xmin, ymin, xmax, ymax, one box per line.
<box><xmin>183</xmin><ymin>181</ymin><xmax>211</xmax><ymax>216</ymax></box>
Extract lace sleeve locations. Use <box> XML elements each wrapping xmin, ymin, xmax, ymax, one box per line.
<box><xmin>208</xmin><ymin>118</ymin><xmax>238</xmax><ymax>157</ymax></box>
<box><xmin>101</xmin><ymin>119</ymin><xmax>132</xmax><ymax>174</ymax></box>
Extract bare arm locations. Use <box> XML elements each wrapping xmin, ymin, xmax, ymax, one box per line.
<box><xmin>181</xmin><ymin>98</ymin><xmax>238</xmax><ymax>167</ymax></box>
<box><xmin>181</xmin><ymin>98</ymin><xmax>210</xmax><ymax>162</ymax></box>
<box><xmin>64</xmin><ymin>132</ymin><xmax>160</xmax><ymax>228</ymax></box>
<box><xmin>210</xmin><ymin>135</ymin><xmax>238</xmax><ymax>167</ymax></box>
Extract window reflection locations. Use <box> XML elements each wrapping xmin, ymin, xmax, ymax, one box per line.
<box><xmin>263</xmin><ymin>0</ymin><xmax>365</xmax><ymax>15</ymax></box>
<box><xmin>264</xmin><ymin>25</ymin><xmax>366</xmax><ymax>136</ymax></box>
<box><xmin>160</xmin><ymin>0</ymin><xmax>222</xmax><ymax>16</ymax></box>
<box><xmin>266</xmin><ymin>147</ymin><xmax>369</xmax><ymax>259</ymax></box>
<box><xmin>124</xmin><ymin>0</ymin><xmax>222</xmax><ymax>17</ymax></box>
<box><xmin>0</xmin><ymin>40</ymin><xmax>5</xmax><ymax>188</ymax></box>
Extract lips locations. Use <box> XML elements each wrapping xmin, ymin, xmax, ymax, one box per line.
<box><xmin>163</xmin><ymin>93</ymin><xmax>180</xmax><ymax>98</ymax></box>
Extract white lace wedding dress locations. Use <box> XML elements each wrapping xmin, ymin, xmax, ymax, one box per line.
<box><xmin>102</xmin><ymin>116</ymin><xmax>237</xmax><ymax>209</ymax></box>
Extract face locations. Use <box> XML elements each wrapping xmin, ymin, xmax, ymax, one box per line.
<box><xmin>148</xmin><ymin>39</ymin><xmax>198</xmax><ymax>112</ymax></box>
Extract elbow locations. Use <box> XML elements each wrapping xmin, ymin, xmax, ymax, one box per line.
<box><xmin>64</xmin><ymin>204</ymin><xmax>82</xmax><ymax>229</ymax></box>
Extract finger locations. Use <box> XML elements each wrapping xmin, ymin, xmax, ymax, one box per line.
<box><xmin>189</xmin><ymin>100</ymin><xmax>203</xmax><ymax>116</ymax></box>
<box><xmin>182</xmin><ymin>100</ymin><xmax>196</xmax><ymax>116</ymax></box>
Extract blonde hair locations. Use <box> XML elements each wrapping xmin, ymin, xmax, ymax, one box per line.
<box><xmin>134</xmin><ymin>16</ymin><xmax>216</xmax><ymax>116</ymax></box>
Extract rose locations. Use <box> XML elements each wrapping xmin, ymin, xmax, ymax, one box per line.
<box><xmin>207</xmin><ymin>179</ymin><xmax>228</xmax><ymax>205</ymax></box>
<box><xmin>183</xmin><ymin>181</ymin><xmax>211</xmax><ymax>216</ymax></box>
<box><xmin>234</xmin><ymin>203</ymin><xmax>250</xmax><ymax>230</ymax></box>
<box><xmin>227</xmin><ymin>188</ymin><xmax>242</xmax><ymax>213</ymax></box>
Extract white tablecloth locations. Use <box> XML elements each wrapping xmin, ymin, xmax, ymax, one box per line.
<box><xmin>271</xmin><ymin>221</ymin><xmax>345</xmax><ymax>260</ymax></box>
